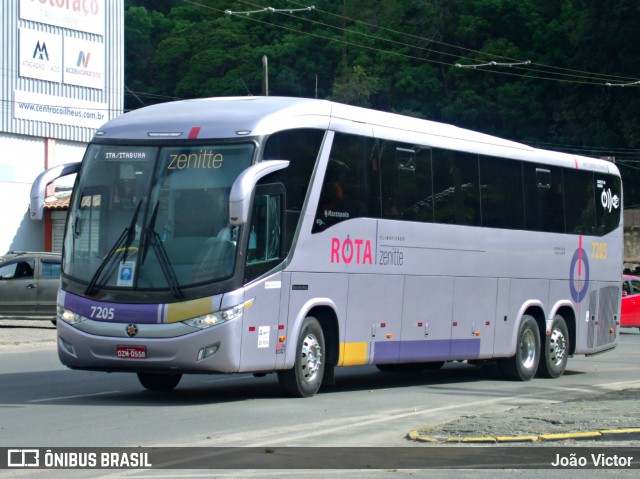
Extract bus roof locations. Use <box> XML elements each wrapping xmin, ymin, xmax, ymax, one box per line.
<box><xmin>95</xmin><ymin>96</ymin><xmax>619</xmax><ymax>176</ymax></box>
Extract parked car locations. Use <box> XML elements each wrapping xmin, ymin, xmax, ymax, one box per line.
<box><xmin>621</xmin><ymin>274</ymin><xmax>640</xmax><ymax>330</ymax></box>
<box><xmin>0</xmin><ymin>251</ymin><xmax>61</xmax><ymax>321</ymax></box>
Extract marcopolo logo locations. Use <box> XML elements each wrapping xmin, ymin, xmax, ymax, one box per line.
<box><xmin>600</xmin><ymin>188</ymin><xmax>620</xmax><ymax>213</ymax></box>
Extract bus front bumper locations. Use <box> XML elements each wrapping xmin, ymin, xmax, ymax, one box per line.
<box><xmin>56</xmin><ymin>318</ymin><xmax>243</xmax><ymax>374</ymax></box>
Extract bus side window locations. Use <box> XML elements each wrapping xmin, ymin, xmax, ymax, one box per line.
<box><xmin>245</xmin><ymin>184</ymin><xmax>285</xmax><ymax>282</ymax></box>
<box><xmin>432</xmin><ymin>149</ymin><xmax>480</xmax><ymax>226</ymax></box>
<box><xmin>262</xmin><ymin>128</ymin><xmax>325</xmax><ymax>254</ymax></box>
<box><xmin>479</xmin><ymin>155</ymin><xmax>524</xmax><ymax>229</ymax></box>
<box><xmin>312</xmin><ymin>132</ymin><xmax>379</xmax><ymax>233</ymax></box>
<box><xmin>379</xmin><ymin>143</ymin><xmax>433</xmax><ymax>222</ymax></box>
<box><xmin>564</xmin><ymin>168</ymin><xmax>596</xmax><ymax>235</ymax></box>
<box><xmin>523</xmin><ymin>165</ymin><xmax>564</xmax><ymax>233</ymax></box>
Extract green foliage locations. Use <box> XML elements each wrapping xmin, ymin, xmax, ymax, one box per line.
<box><xmin>123</xmin><ymin>0</ymin><xmax>640</xmax><ymax>204</ymax></box>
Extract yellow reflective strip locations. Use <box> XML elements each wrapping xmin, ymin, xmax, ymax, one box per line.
<box><xmin>165</xmin><ymin>297</ymin><xmax>213</xmax><ymax>323</ymax></box>
<box><xmin>338</xmin><ymin>342</ymin><xmax>368</xmax><ymax>366</ymax></box>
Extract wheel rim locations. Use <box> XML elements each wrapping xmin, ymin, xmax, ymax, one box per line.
<box><xmin>520</xmin><ymin>329</ymin><xmax>537</xmax><ymax>369</ymax></box>
<box><xmin>300</xmin><ymin>332</ymin><xmax>322</xmax><ymax>382</ymax></box>
<box><xmin>548</xmin><ymin>328</ymin><xmax>567</xmax><ymax>365</ymax></box>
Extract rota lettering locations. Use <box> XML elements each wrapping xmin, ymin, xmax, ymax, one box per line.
<box><xmin>331</xmin><ymin>237</ymin><xmax>373</xmax><ymax>264</ymax></box>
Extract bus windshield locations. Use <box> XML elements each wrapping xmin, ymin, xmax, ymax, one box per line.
<box><xmin>63</xmin><ymin>143</ymin><xmax>254</xmax><ymax>293</ymax></box>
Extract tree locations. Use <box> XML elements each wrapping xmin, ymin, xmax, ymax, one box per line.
<box><xmin>122</xmin><ymin>0</ymin><xmax>640</xmax><ymax>203</ymax></box>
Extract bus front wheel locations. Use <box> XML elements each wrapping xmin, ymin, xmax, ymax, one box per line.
<box><xmin>137</xmin><ymin>372</ymin><xmax>182</xmax><ymax>391</ymax></box>
<box><xmin>500</xmin><ymin>315</ymin><xmax>540</xmax><ymax>381</ymax></box>
<box><xmin>537</xmin><ymin>315</ymin><xmax>569</xmax><ymax>379</ymax></box>
<box><xmin>278</xmin><ymin>316</ymin><xmax>325</xmax><ymax>398</ymax></box>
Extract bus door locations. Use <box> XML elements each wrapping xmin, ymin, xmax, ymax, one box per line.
<box><xmin>239</xmin><ymin>184</ymin><xmax>287</xmax><ymax>372</ymax></box>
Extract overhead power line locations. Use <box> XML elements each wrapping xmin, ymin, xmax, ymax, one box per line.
<box><xmin>280</xmin><ymin>0</ymin><xmax>640</xmax><ymax>86</ymax></box>
<box><xmin>455</xmin><ymin>60</ymin><xmax>531</xmax><ymax>69</ymax></box>
<box><xmin>187</xmin><ymin>0</ymin><xmax>640</xmax><ymax>87</ymax></box>
<box><xmin>605</xmin><ymin>80</ymin><xmax>640</xmax><ymax>88</ymax></box>
<box><xmin>225</xmin><ymin>5</ymin><xmax>314</xmax><ymax>15</ymax></box>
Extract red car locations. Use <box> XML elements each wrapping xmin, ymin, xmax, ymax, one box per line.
<box><xmin>621</xmin><ymin>275</ymin><xmax>640</xmax><ymax>329</ymax></box>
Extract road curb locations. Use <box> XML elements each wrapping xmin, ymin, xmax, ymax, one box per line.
<box><xmin>407</xmin><ymin>427</ymin><xmax>640</xmax><ymax>444</ymax></box>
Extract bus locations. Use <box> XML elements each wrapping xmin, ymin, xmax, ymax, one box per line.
<box><xmin>30</xmin><ymin>96</ymin><xmax>623</xmax><ymax>397</ymax></box>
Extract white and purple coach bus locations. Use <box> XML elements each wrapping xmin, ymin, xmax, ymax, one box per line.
<box><xmin>30</xmin><ymin>97</ymin><xmax>623</xmax><ymax>397</ymax></box>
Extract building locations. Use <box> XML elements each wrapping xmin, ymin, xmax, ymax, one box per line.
<box><xmin>0</xmin><ymin>0</ymin><xmax>124</xmax><ymax>253</ymax></box>
<box><xmin>624</xmin><ymin>209</ymin><xmax>640</xmax><ymax>274</ymax></box>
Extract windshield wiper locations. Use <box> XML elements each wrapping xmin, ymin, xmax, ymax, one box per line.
<box><xmin>85</xmin><ymin>200</ymin><xmax>142</xmax><ymax>296</ymax></box>
<box><xmin>145</xmin><ymin>226</ymin><xmax>183</xmax><ymax>299</ymax></box>
<box><xmin>141</xmin><ymin>201</ymin><xmax>159</xmax><ymax>265</ymax></box>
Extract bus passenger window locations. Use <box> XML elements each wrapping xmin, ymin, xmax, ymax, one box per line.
<box><xmin>379</xmin><ymin>142</ymin><xmax>433</xmax><ymax>222</ymax></box>
<box><xmin>316</xmin><ymin>159</ymin><xmax>352</xmax><ymax>224</ymax></box>
<box><xmin>312</xmin><ymin>133</ymin><xmax>379</xmax><ymax>233</ymax></box>
<box><xmin>523</xmin><ymin>164</ymin><xmax>564</xmax><ymax>233</ymax></box>
<box><xmin>564</xmin><ymin>169</ymin><xmax>596</xmax><ymax>235</ymax></box>
<box><xmin>262</xmin><ymin>128</ymin><xmax>325</xmax><ymax>254</ymax></box>
<box><xmin>432</xmin><ymin>149</ymin><xmax>480</xmax><ymax>226</ymax></box>
<box><xmin>479</xmin><ymin>155</ymin><xmax>524</xmax><ymax>229</ymax></box>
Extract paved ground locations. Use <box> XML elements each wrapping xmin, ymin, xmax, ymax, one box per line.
<box><xmin>408</xmin><ymin>387</ymin><xmax>640</xmax><ymax>445</ymax></box>
<box><xmin>0</xmin><ymin>318</ymin><xmax>56</xmax><ymax>349</ymax></box>
<box><xmin>2</xmin><ymin>319</ymin><xmax>639</xmax><ymax>447</ymax></box>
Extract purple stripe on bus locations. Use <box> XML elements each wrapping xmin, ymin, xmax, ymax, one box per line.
<box><xmin>374</xmin><ymin>339</ymin><xmax>480</xmax><ymax>363</ymax></box>
<box><xmin>63</xmin><ymin>292</ymin><xmax>160</xmax><ymax>324</ymax></box>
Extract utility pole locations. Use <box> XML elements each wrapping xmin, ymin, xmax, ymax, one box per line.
<box><xmin>262</xmin><ymin>55</ymin><xmax>269</xmax><ymax>96</ymax></box>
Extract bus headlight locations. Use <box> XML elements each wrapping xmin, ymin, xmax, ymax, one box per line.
<box><xmin>183</xmin><ymin>298</ymin><xmax>254</xmax><ymax>330</ymax></box>
<box><xmin>57</xmin><ymin>306</ymin><xmax>87</xmax><ymax>325</ymax></box>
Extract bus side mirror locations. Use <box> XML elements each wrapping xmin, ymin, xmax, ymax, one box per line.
<box><xmin>30</xmin><ymin>162</ymin><xmax>82</xmax><ymax>220</ymax></box>
<box><xmin>229</xmin><ymin>160</ymin><xmax>289</xmax><ymax>226</ymax></box>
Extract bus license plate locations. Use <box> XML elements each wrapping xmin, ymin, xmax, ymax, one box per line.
<box><xmin>116</xmin><ymin>346</ymin><xmax>147</xmax><ymax>359</ymax></box>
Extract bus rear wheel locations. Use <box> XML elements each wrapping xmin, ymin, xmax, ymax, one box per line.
<box><xmin>278</xmin><ymin>316</ymin><xmax>325</xmax><ymax>398</ymax></box>
<box><xmin>500</xmin><ymin>315</ymin><xmax>540</xmax><ymax>381</ymax></box>
<box><xmin>537</xmin><ymin>315</ymin><xmax>569</xmax><ymax>378</ymax></box>
<box><xmin>137</xmin><ymin>372</ymin><xmax>182</xmax><ymax>391</ymax></box>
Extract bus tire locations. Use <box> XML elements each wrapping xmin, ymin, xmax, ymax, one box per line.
<box><xmin>137</xmin><ymin>372</ymin><xmax>182</xmax><ymax>391</ymax></box>
<box><xmin>278</xmin><ymin>316</ymin><xmax>325</xmax><ymax>397</ymax></box>
<box><xmin>537</xmin><ymin>315</ymin><xmax>569</xmax><ymax>379</ymax></box>
<box><xmin>500</xmin><ymin>315</ymin><xmax>540</xmax><ymax>381</ymax></box>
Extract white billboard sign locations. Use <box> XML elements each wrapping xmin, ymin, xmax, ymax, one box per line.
<box><xmin>13</xmin><ymin>90</ymin><xmax>108</xmax><ymax>129</ymax></box>
<box><xmin>19</xmin><ymin>28</ymin><xmax>63</xmax><ymax>83</ymax></box>
<box><xmin>63</xmin><ymin>37</ymin><xmax>105</xmax><ymax>90</ymax></box>
<box><xmin>20</xmin><ymin>0</ymin><xmax>105</xmax><ymax>36</ymax></box>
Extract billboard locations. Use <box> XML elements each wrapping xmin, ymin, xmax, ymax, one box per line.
<box><xmin>20</xmin><ymin>0</ymin><xmax>105</xmax><ymax>36</ymax></box>
<box><xmin>19</xmin><ymin>28</ymin><xmax>62</xmax><ymax>83</ymax></box>
<box><xmin>63</xmin><ymin>37</ymin><xmax>105</xmax><ymax>90</ymax></box>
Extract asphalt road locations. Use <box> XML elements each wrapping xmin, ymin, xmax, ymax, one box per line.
<box><xmin>1</xmin><ymin>320</ymin><xmax>639</xmax><ymax>478</ymax></box>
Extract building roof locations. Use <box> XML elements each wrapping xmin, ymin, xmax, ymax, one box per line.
<box><xmin>44</xmin><ymin>198</ymin><xmax>69</xmax><ymax>210</ymax></box>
